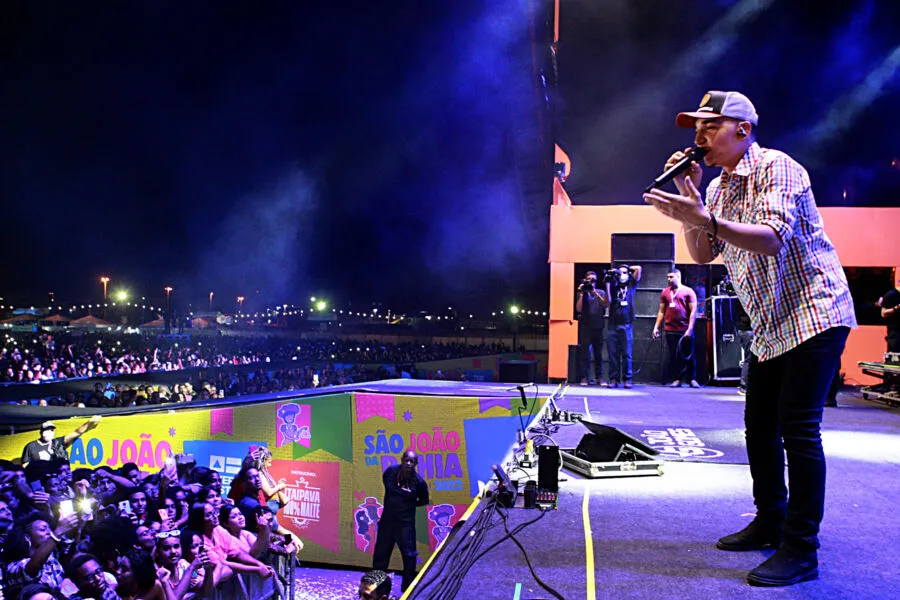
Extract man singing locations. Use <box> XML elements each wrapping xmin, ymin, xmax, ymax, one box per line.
<box><xmin>372</xmin><ymin>449</ymin><xmax>429</xmax><ymax>592</ymax></box>
<box><xmin>652</xmin><ymin>268</ymin><xmax>699</xmax><ymax>388</ymax></box>
<box><xmin>644</xmin><ymin>90</ymin><xmax>856</xmax><ymax>586</ymax></box>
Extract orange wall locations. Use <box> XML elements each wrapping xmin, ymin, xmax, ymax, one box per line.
<box><xmin>844</xmin><ymin>326</ymin><xmax>888</xmax><ymax>386</ymax></box>
<box><xmin>547</xmin><ymin>205</ymin><xmax>900</xmax><ymax>380</ymax></box>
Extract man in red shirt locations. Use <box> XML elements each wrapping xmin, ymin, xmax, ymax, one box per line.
<box><xmin>653</xmin><ymin>269</ymin><xmax>699</xmax><ymax>388</ymax></box>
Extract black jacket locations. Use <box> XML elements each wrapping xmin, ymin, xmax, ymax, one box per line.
<box><xmin>380</xmin><ymin>464</ymin><xmax>429</xmax><ymax>524</ymax></box>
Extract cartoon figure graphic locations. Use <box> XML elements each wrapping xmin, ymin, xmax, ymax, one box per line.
<box><xmin>277</xmin><ymin>404</ymin><xmax>310</xmax><ymax>444</ymax></box>
<box><xmin>354</xmin><ymin>496</ymin><xmax>383</xmax><ymax>553</ymax></box>
<box><xmin>428</xmin><ymin>504</ymin><xmax>457</xmax><ymax>548</ymax></box>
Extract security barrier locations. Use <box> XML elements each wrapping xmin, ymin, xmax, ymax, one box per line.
<box><xmin>0</xmin><ymin>387</ymin><xmax>544</xmax><ymax>568</ymax></box>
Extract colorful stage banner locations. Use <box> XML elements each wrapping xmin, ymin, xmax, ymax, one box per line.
<box><xmin>0</xmin><ymin>387</ymin><xmax>544</xmax><ymax>568</ymax></box>
<box><xmin>275</xmin><ymin>403</ymin><xmax>311</xmax><ymax>449</ymax></box>
<box><xmin>268</xmin><ymin>459</ymin><xmax>341</xmax><ymax>554</ymax></box>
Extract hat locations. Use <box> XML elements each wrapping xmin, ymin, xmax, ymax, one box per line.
<box><xmin>40</xmin><ymin>421</ymin><xmax>56</xmax><ymax>431</ymax></box>
<box><xmin>676</xmin><ymin>91</ymin><xmax>759</xmax><ymax>128</ymax></box>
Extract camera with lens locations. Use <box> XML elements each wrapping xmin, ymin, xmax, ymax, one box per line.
<box><xmin>579</xmin><ymin>278</ymin><xmax>596</xmax><ymax>293</ymax></box>
<box><xmin>606</xmin><ymin>265</ymin><xmax>629</xmax><ymax>286</ymax></box>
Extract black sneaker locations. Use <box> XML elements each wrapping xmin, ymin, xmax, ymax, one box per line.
<box><xmin>747</xmin><ymin>546</ymin><xmax>818</xmax><ymax>586</ymax></box>
<box><xmin>716</xmin><ymin>519</ymin><xmax>782</xmax><ymax>551</ymax></box>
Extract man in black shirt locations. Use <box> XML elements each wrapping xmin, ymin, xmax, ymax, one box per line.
<box><xmin>880</xmin><ymin>269</ymin><xmax>900</xmax><ymax>354</ymax></box>
<box><xmin>606</xmin><ymin>265</ymin><xmax>643</xmax><ymax>388</ymax></box>
<box><xmin>21</xmin><ymin>417</ymin><xmax>101</xmax><ymax>467</ymax></box>
<box><xmin>879</xmin><ymin>269</ymin><xmax>900</xmax><ymax>393</ymax></box>
<box><xmin>372</xmin><ymin>449</ymin><xmax>430</xmax><ymax>592</ymax></box>
<box><xmin>576</xmin><ymin>271</ymin><xmax>610</xmax><ymax>385</ymax></box>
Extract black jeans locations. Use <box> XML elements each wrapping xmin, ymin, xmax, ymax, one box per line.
<box><xmin>607</xmin><ymin>323</ymin><xmax>633</xmax><ymax>383</ymax></box>
<box><xmin>372</xmin><ymin>519</ymin><xmax>418</xmax><ymax>591</ymax></box>
<box><xmin>738</xmin><ymin>330</ymin><xmax>754</xmax><ymax>390</ymax></box>
<box><xmin>744</xmin><ymin>326</ymin><xmax>849</xmax><ymax>553</ymax></box>
<box><xmin>578</xmin><ymin>328</ymin><xmax>605</xmax><ymax>381</ymax></box>
<box><xmin>664</xmin><ymin>330</ymin><xmax>695</xmax><ymax>383</ymax></box>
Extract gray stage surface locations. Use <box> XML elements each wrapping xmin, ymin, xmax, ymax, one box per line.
<box><xmin>403</xmin><ymin>382</ymin><xmax>900</xmax><ymax>600</ymax></box>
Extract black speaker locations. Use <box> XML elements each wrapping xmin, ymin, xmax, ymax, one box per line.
<box><xmin>499</xmin><ymin>360</ymin><xmax>537</xmax><ymax>383</ymax></box>
<box><xmin>537</xmin><ymin>445</ymin><xmax>560</xmax><ymax>492</ymax></box>
<box><xmin>634</xmin><ymin>289</ymin><xmax>662</xmax><ymax>317</ymax></box>
<box><xmin>567</xmin><ymin>344</ymin><xmax>579</xmax><ymax>382</ymax></box>
<box><xmin>631</xmin><ymin>318</ymin><xmax>666</xmax><ymax>384</ymax></box>
<box><xmin>574</xmin><ymin>423</ymin><xmax>659</xmax><ymax>462</ymax></box>
<box><xmin>635</xmin><ymin>262</ymin><xmax>674</xmax><ymax>289</ymax></box>
<box><xmin>611</xmin><ymin>233</ymin><xmax>675</xmax><ymax>262</ymax></box>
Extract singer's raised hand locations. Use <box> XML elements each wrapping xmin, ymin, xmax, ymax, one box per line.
<box><xmin>666</xmin><ymin>147</ymin><xmax>703</xmax><ymax>195</ymax></box>
<box><xmin>643</xmin><ymin>176</ymin><xmax>709</xmax><ymax>229</ymax></box>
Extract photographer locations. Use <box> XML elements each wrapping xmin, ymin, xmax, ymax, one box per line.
<box><xmin>575</xmin><ymin>271</ymin><xmax>610</xmax><ymax>385</ymax></box>
<box><xmin>605</xmin><ymin>264</ymin><xmax>642</xmax><ymax>388</ymax></box>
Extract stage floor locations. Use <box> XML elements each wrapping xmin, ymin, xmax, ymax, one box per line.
<box><xmin>292</xmin><ymin>381</ymin><xmax>900</xmax><ymax>600</ymax></box>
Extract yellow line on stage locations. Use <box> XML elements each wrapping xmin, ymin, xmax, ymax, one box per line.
<box><xmin>583</xmin><ymin>486</ymin><xmax>596</xmax><ymax>600</ymax></box>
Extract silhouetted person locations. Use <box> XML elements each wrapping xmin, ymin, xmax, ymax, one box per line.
<box><xmin>372</xmin><ymin>449</ymin><xmax>429</xmax><ymax>592</ymax></box>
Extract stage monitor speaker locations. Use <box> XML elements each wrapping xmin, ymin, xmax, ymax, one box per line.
<box><xmin>711</xmin><ymin>296</ymin><xmax>743</xmax><ymax>381</ymax></box>
<box><xmin>499</xmin><ymin>360</ymin><xmax>537</xmax><ymax>384</ymax></box>
<box><xmin>537</xmin><ymin>445</ymin><xmax>560</xmax><ymax>492</ymax></box>
<box><xmin>574</xmin><ymin>422</ymin><xmax>659</xmax><ymax>463</ymax></box>
<box><xmin>612</xmin><ymin>233</ymin><xmax>675</xmax><ymax>262</ymax></box>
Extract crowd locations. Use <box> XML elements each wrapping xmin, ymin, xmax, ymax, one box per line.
<box><xmin>15</xmin><ymin>364</ymin><xmax>389</xmax><ymax>409</ymax></box>
<box><xmin>0</xmin><ymin>420</ymin><xmax>302</xmax><ymax>600</ymax></box>
<box><xmin>0</xmin><ymin>331</ymin><xmax>509</xmax><ymax>385</ymax></box>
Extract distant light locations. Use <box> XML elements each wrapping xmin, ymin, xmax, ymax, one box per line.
<box><xmin>316</xmin><ymin>300</ymin><xmax>327</xmax><ymax>311</ymax></box>
<box><xmin>310</xmin><ymin>296</ymin><xmax>316</xmax><ymax>302</ymax></box>
<box><xmin>115</xmin><ymin>290</ymin><xmax>128</xmax><ymax>302</ymax></box>
<box><xmin>510</xmin><ymin>306</ymin><xmax>520</xmax><ymax>315</ymax></box>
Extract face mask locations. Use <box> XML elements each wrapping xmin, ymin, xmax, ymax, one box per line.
<box><xmin>41</xmin><ymin>430</ymin><xmax>55</xmax><ymax>442</ymax></box>
<box><xmin>619</xmin><ymin>274</ymin><xmax>628</xmax><ymax>284</ymax></box>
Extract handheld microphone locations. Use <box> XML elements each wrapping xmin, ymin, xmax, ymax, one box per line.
<box><xmin>644</xmin><ymin>147</ymin><xmax>709</xmax><ymax>193</ymax></box>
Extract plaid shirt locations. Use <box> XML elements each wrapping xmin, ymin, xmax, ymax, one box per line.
<box><xmin>706</xmin><ymin>143</ymin><xmax>856</xmax><ymax>360</ymax></box>
<box><xmin>5</xmin><ymin>554</ymin><xmax>66</xmax><ymax>591</ymax></box>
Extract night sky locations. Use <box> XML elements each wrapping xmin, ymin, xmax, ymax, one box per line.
<box><xmin>3</xmin><ymin>0</ymin><xmax>899</xmax><ymax>315</ymax></box>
